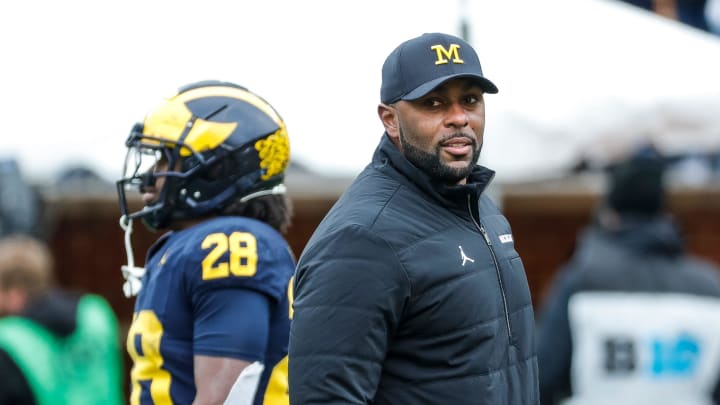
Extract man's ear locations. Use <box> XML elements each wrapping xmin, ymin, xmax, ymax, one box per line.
<box><xmin>378</xmin><ymin>103</ymin><xmax>399</xmax><ymax>141</ymax></box>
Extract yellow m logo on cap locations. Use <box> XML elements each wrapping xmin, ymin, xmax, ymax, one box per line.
<box><xmin>431</xmin><ymin>44</ymin><xmax>464</xmax><ymax>65</ymax></box>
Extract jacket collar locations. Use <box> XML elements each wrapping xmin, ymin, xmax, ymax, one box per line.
<box><xmin>372</xmin><ymin>133</ymin><xmax>495</xmax><ymax>207</ymax></box>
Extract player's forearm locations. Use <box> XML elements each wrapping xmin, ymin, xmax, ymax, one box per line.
<box><xmin>193</xmin><ymin>355</ymin><xmax>252</xmax><ymax>405</ymax></box>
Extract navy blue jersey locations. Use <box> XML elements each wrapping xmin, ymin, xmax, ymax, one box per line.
<box><xmin>126</xmin><ymin>216</ymin><xmax>294</xmax><ymax>405</ymax></box>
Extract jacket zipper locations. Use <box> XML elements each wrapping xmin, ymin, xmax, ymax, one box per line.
<box><xmin>467</xmin><ymin>194</ymin><xmax>513</xmax><ymax>342</ymax></box>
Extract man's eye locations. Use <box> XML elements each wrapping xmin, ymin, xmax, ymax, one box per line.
<box><xmin>421</xmin><ymin>98</ymin><xmax>442</xmax><ymax>108</ymax></box>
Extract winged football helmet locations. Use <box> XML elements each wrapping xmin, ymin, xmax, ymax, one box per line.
<box><xmin>116</xmin><ymin>80</ymin><xmax>290</xmax><ymax>231</ymax></box>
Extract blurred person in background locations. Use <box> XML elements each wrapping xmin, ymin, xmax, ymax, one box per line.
<box><xmin>618</xmin><ymin>0</ymin><xmax>715</xmax><ymax>33</ymax></box>
<box><xmin>0</xmin><ymin>235</ymin><xmax>124</xmax><ymax>405</ymax></box>
<box><xmin>536</xmin><ymin>143</ymin><xmax>720</xmax><ymax>404</ymax></box>
<box><xmin>116</xmin><ymin>80</ymin><xmax>295</xmax><ymax>405</ymax></box>
<box><xmin>707</xmin><ymin>0</ymin><xmax>720</xmax><ymax>34</ymax></box>
<box><xmin>0</xmin><ymin>159</ymin><xmax>43</xmax><ymax>239</ymax></box>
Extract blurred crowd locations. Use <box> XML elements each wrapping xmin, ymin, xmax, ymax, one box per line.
<box><xmin>618</xmin><ymin>0</ymin><xmax>720</xmax><ymax>35</ymax></box>
<box><xmin>0</xmin><ymin>168</ymin><xmax>124</xmax><ymax>404</ymax></box>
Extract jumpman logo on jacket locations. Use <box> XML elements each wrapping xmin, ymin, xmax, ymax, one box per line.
<box><xmin>458</xmin><ymin>245</ymin><xmax>475</xmax><ymax>266</ymax></box>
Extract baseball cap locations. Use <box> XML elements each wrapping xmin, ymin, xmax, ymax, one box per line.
<box><xmin>381</xmin><ymin>32</ymin><xmax>498</xmax><ymax>104</ymax></box>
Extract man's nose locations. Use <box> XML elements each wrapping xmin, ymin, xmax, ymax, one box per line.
<box><xmin>445</xmin><ymin>103</ymin><xmax>469</xmax><ymax>128</ymax></box>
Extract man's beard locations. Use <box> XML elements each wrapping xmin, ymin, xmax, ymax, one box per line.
<box><xmin>399</xmin><ymin>127</ymin><xmax>480</xmax><ymax>184</ymax></box>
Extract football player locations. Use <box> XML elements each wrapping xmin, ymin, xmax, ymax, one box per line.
<box><xmin>116</xmin><ymin>80</ymin><xmax>294</xmax><ymax>405</ymax></box>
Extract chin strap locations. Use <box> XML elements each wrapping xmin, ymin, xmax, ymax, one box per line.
<box><xmin>239</xmin><ymin>183</ymin><xmax>287</xmax><ymax>203</ymax></box>
<box><xmin>119</xmin><ymin>215</ymin><xmax>146</xmax><ymax>298</ymax></box>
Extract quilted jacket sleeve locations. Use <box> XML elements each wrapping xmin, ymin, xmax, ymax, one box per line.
<box><xmin>289</xmin><ymin>225</ymin><xmax>409</xmax><ymax>404</ymax></box>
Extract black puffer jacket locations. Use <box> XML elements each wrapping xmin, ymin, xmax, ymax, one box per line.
<box><xmin>290</xmin><ymin>134</ymin><xmax>539</xmax><ymax>404</ymax></box>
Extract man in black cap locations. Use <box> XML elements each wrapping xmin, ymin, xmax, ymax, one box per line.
<box><xmin>536</xmin><ymin>144</ymin><xmax>720</xmax><ymax>404</ymax></box>
<box><xmin>289</xmin><ymin>32</ymin><xmax>539</xmax><ymax>404</ymax></box>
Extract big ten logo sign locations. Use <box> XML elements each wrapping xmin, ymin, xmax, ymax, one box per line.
<box><xmin>604</xmin><ymin>332</ymin><xmax>701</xmax><ymax>378</ymax></box>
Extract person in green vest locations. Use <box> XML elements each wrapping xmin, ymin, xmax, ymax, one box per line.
<box><xmin>0</xmin><ymin>235</ymin><xmax>124</xmax><ymax>405</ymax></box>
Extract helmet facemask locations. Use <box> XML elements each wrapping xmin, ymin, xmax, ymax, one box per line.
<box><xmin>116</xmin><ymin>129</ymin><xmax>203</xmax><ymax>231</ymax></box>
